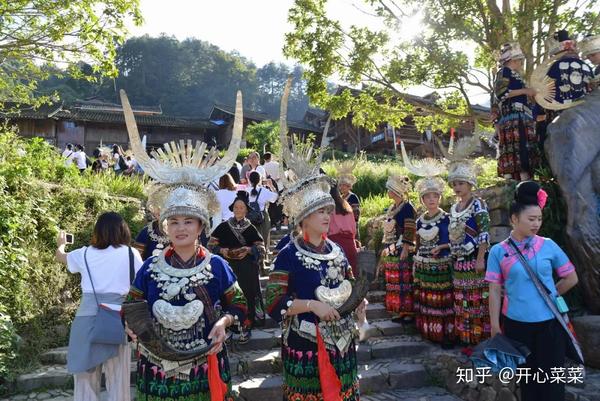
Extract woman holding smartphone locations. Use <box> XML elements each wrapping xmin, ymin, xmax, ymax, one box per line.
<box><xmin>56</xmin><ymin>212</ymin><xmax>143</xmax><ymax>401</ymax></box>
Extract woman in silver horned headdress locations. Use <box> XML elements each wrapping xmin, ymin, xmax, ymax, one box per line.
<box><xmin>121</xmin><ymin>90</ymin><xmax>247</xmax><ymax>401</ymax></box>
<box><xmin>265</xmin><ymin>78</ymin><xmax>363</xmax><ymax>401</ymax></box>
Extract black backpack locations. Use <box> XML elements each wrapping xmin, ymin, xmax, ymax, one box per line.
<box><xmin>247</xmin><ymin>188</ymin><xmax>264</xmax><ymax>226</ymax></box>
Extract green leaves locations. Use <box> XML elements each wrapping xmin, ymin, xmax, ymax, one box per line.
<box><xmin>284</xmin><ymin>0</ymin><xmax>600</xmax><ymax>133</ymax></box>
<box><xmin>0</xmin><ymin>130</ymin><xmax>145</xmax><ymax>383</ymax></box>
<box><xmin>0</xmin><ymin>0</ymin><xmax>141</xmax><ymax>106</ymax></box>
<box><xmin>245</xmin><ymin>120</ymin><xmax>281</xmax><ymax>155</ymax></box>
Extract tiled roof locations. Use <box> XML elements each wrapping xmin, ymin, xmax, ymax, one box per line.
<box><xmin>1</xmin><ymin>103</ymin><xmax>213</xmax><ymax>129</ymax></box>
<box><xmin>210</xmin><ymin>104</ymin><xmax>323</xmax><ymax>133</ymax></box>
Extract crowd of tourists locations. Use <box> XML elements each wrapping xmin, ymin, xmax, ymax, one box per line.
<box><xmin>51</xmin><ymin>31</ymin><xmax>600</xmax><ymax>401</ymax></box>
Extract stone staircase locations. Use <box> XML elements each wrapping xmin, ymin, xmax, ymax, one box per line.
<box><xmin>6</xmin><ymin>228</ymin><xmax>458</xmax><ymax>400</ymax></box>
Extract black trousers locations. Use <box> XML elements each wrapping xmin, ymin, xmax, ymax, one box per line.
<box><xmin>503</xmin><ymin>316</ymin><xmax>566</xmax><ymax>401</ymax></box>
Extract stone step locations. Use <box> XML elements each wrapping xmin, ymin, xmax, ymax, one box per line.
<box><xmin>365</xmin><ymin>302</ymin><xmax>392</xmax><ymax>320</ymax></box>
<box><xmin>367</xmin><ymin>290</ymin><xmax>385</xmax><ymax>303</ymax></box>
<box><xmin>235</xmin><ymin>359</ymin><xmax>429</xmax><ymax>401</ymax></box>
<box><xmin>22</xmin><ymin>335</ymin><xmax>430</xmax><ymax>393</ymax></box>
<box><xmin>360</xmin><ymin>386</ymin><xmax>463</xmax><ymax>401</ymax></box>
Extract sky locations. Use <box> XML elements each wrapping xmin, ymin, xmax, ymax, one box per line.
<box><xmin>128</xmin><ymin>0</ymin><xmax>425</xmax><ymax>66</ymax></box>
<box><xmin>128</xmin><ymin>0</ymin><xmax>488</xmax><ymax>104</ymax></box>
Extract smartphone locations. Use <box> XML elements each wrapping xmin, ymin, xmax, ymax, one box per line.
<box><xmin>65</xmin><ymin>233</ymin><xmax>74</xmax><ymax>244</ymax></box>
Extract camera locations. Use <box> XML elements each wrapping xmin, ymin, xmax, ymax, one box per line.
<box><xmin>65</xmin><ymin>233</ymin><xmax>74</xmax><ymax>244</ymax></box>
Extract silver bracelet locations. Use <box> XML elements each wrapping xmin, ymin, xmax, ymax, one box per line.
<box><xmin>306</xmin><ymin>300</ymin><xmax>312</xmax><ymax>311</ymax></box>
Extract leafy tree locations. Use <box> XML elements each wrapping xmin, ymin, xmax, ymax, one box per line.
<box><xmin>284</xmin><ymin>0</ymin><xmax>600</xmax><ymax>130</ymax></box>
<box><xmin>0</xmin><ymin>0</ymin><xmax>142</xmax><ymax>107</ymax></box>
<box><xmin>256</xmin><ymin>63</ymin><xmax>309</xmax><ymax>120</ymax></box>
<box><xmin>245</xmin><ymin>120</ymin><xmax>281</xmax><ymax>154</ymax></box>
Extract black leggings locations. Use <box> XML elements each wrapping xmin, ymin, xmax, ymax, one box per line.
<box><xmin>503</xmin><ymin>316</ymin><xmax>566</xmax><ymax>401</ymax></box>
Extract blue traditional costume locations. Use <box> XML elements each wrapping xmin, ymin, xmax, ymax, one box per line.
<box><xmin>400</xmin><ymin>146</ymin><xmax>454</xmax><ymax>344</ymax></box>
<box><xmin>443</xmin><ymin>137</ymin><xmax>491</xmax><ymax>345</ymax></box>
<box><xmin>265</xmin><ymin>81</ymin><xmax>360</xmax><ymax>401</ymax></box>
<box><xmin>380</xmin><ymin>175</ymin><xmax>416</xmax><ymax>317</ymax></box>
<box><xmin>121</xmin><ymin>90</ymin><xmax>248</xmax><ymax>401</ymax></box>
<box><xmin>413</xmin><ymin>179</ymin><xmax>454</xmax><ymax>343</ymax></box>
<box><xmin>494</xmin><ymin>42</ymin><xmax>540</xmax><ymax>179</ymax></box>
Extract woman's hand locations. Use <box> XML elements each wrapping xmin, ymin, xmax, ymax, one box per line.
<box><xmin>430</xmin><ymin>246</ymin><xmax>442</xmax><ymax>257</ymax></box>
<box><xmin>125</xmin><ymin>323</ymin><xmax>137</xmax><ymax>342</ymax></box>
<box><xmin>523</xmin><ymin>88</ymin><xmax>537</xmax><ymax>97</ymax></box>
<box><xmin>355</xmin><ymin>299</ymin><xmax>368</xmax><ymax>326</ymax></box>
<box><xmin>310</xmin><ymin>301</ymin><xmax>341</xmax><ymax>322</ymax></box>
<box><xmin>475</xmin><ymin>258</ymin><xmax>486</xmax><ymax>273</ymax></box>
<box><xmin>57</xmin><ymin>230</ymin><xmax>68</xmax><ymax>247</ymax></box>
<box><xmin>207</xmin><ymin>317</ymin><xmax>228</xmax><ymax>355</ymax></box>
<box><xmin>220</xmin><ymin>248</ymin><xmax>230</xmax><ymax>258</ymax></box>
<box><xmin>399</xmin><ymin>248</ymin><xmax>409</xmax><ymax>261</ymax></box>
<box><xmin>491</xmin><ymin>323</ymin><xmax>502</xmax><ymax>337</ymax></box>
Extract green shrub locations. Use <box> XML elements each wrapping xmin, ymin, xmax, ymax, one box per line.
<box><xmin>0</xmin><ymin>130</ymin><xmax>145</xmax><ymax>387</ymax></box>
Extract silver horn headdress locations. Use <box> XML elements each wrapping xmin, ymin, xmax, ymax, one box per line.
<box><xmin>120</xmin><ymin>89</ymin><xmax>243</xmax><ymax>375</ymax></box>
<box><xmin>278</xmin><ymin>77</ymin><xmax>334</xmax><ymax>225</ymax></box>
<box><xmin>120</xmin><ymin>89</ymin><xmax>243</xmax><ymax>233</ymax></box>
<box><xmin>401</xmin><ymin>141</ymin><xmax>447</xmax><ymax>198</ymax></box>
<box><xmin>436</xmin><ymin>134</ymin><xmax>481</xmax><ymax>188</ymax></box>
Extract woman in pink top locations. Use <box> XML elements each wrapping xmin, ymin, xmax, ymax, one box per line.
<box><xmin>328</xmin><ymin>184</ymin><xmax>359</xmax><ymax>276</ymax></box>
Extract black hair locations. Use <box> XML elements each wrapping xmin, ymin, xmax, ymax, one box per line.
<box><xmin>66</xmin><ymin>143</ymin><xmax>73</xmax><ymax>150</ymax></box>
<box><xmin>509</xmin><ymin>181</ymin><xmax>541</xmax><ymax>217</ymax></box>
<box><xmin>112</xmin><ymin>144</ymin><xmax>119</xmax><ymax>154</ymax></box>
<box><xmin>93</xmin><ymin>148</ymin><xmax>101</xmax><ymax>158</ymax></box>
<box><xmin>228</xmin><ymin>165</ymin><xmax>240</xmax><ymax>183</ymax></box>
<box><xmin>90</xmin><ymin>211</ymin><xmax>132</xmax><ymax>249</ymax></box>
<box><xmin>263</xmin><ymin>152</ymin><xmax>272</xmax><ymax>161</ymax></box>
<box><xmin>249</xmin><ymin>171</ymin><xmax>261</xmax><ymax>196</ymax></box>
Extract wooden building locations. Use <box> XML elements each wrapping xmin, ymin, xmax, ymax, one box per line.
<box><xmin>5</xmin><ymin>100</ymin><xmax>215</xmax><ymax>152</ymax></box>
<box><xmin>209</xmin><ymin>103</ymin><xmax>323</xmax><ymax>148</ymax></box>
<box><xmin>302</xmin><ymin>90</ymin><xmax>491</xmax><ymax>158</ymax></box>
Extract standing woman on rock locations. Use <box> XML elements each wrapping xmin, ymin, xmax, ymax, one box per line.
<box><xmin>209</xmin><ymin>190</ymin><xmax>266</xmax><ymax>341</ymax></box>
<box><xmin>494</xmin><ymin>42</ymin><xmax>540</xmax><ymax>181</ymax></box>
<box><xmin>486</xmin><ymin>181</ymin><xmax>579</xmax><ymax>401</ymax></box>
<box><xmin>380</xmin><ymin>174</ymin><xmax>416</xmax><ymax>322</ymax></box>
<box><xmin>265</xmin><ymin>78</ymin><xmax>362</xmax><ymax>401</ymax></box>
<box><xmin>445</xmin><ymin>144</ymin><xmax>491</xmax><ymax>345</ymax></box>
<box><xmin>120</xmin><ymin>90</ymin><xmax>247</xmax><ymax>401</ymax></box>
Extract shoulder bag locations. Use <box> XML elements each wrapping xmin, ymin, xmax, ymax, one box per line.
<box><xmin>508</xmin><ymin>238</ymin><xmax>584</xmax><ymax>364</ymax></box>
<box><xmin>84</xmin><ymin>246</ymin><xmax>135</xmax><ymax>345</ymax></box>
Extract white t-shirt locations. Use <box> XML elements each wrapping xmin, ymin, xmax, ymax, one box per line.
<box><xmin>245</xmin><ymin>166</ymin><xmax>267</xmax><ymax>181</ymax></box>
<box><xmin>74</xmin><ymin>151</ymin><xmax>87</xmax><ymax>169</ymax></box>
<box><xmin>67</xmin><ymin>245</ymin><xmax>143</xmax><ymax>295</ymax></box>
<box><xmin>263</xmin><ymin>161</ymin><xmax>281</xmax><ymax>181</ymax></box>
<box><xmin>113</xmin><ymin>153</ymin><xmax>122</xmax><ymax>171</ymax></box>
<box><xmin>62</xmin><ymin>149</ymin><xmax>75</xmax><ymax>166</ymax></box>
<box><xmin>216</xmin><ymin>189</ymin><xmax>237</xmax><ymax>221</ymax></box>
<box><xmin>246</xmin><ymin>186</ymin><xmax>278</xmax><ymax>211</ymax></box>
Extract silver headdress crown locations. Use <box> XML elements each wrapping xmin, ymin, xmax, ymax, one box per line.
<box><xmin>278</xmin><ymin>77</ymin><xmax>334</xmax><ymax>225</ymax></box>
<box><xmin>120</xmin><ymin>89</ymin><xmax>243</xmax><ymax>233</ymax></box>
<box><xmin>436</xmin><ymin>134</ymin><xmax>481</xmax><ymax>187</ymax></box>
<box><xmin>498</xmin><ymin>42</ymin><xmax>525</xmax><ymax>64</ymax></box>
<box><xmin>580</xmin><ymin>34</ymin><xmax>600</xmax><ymax>58</ymax></box>
<box><xmin>400</xmin><ymin>141</ymin><xmax>446</xmax><ymax>197</ymax></box>
<box><xmin>333</xmin><ymin>153</ymin><xmax>359</xmax><ymax>186</ymax></box>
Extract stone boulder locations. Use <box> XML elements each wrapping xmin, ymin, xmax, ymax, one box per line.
<box><xmin>572</xmin><ymin>315</ymin><xmax>600</xmax><ymax>368</ymax></box>
<box><xmin>546</xmin><ymin>90</ymin><xmax>600</xmax><ymax>313</ymax></box>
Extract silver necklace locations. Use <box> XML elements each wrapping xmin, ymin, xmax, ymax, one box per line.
<box><xmin>293</xmin><ymin>238</ymin><xmax>346</xmax><ymax>286</ymax></box>
<box><xmin>149</xmin><ymin>250</ymin><xmax>214</xmax><ymax>301</ymax></box>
